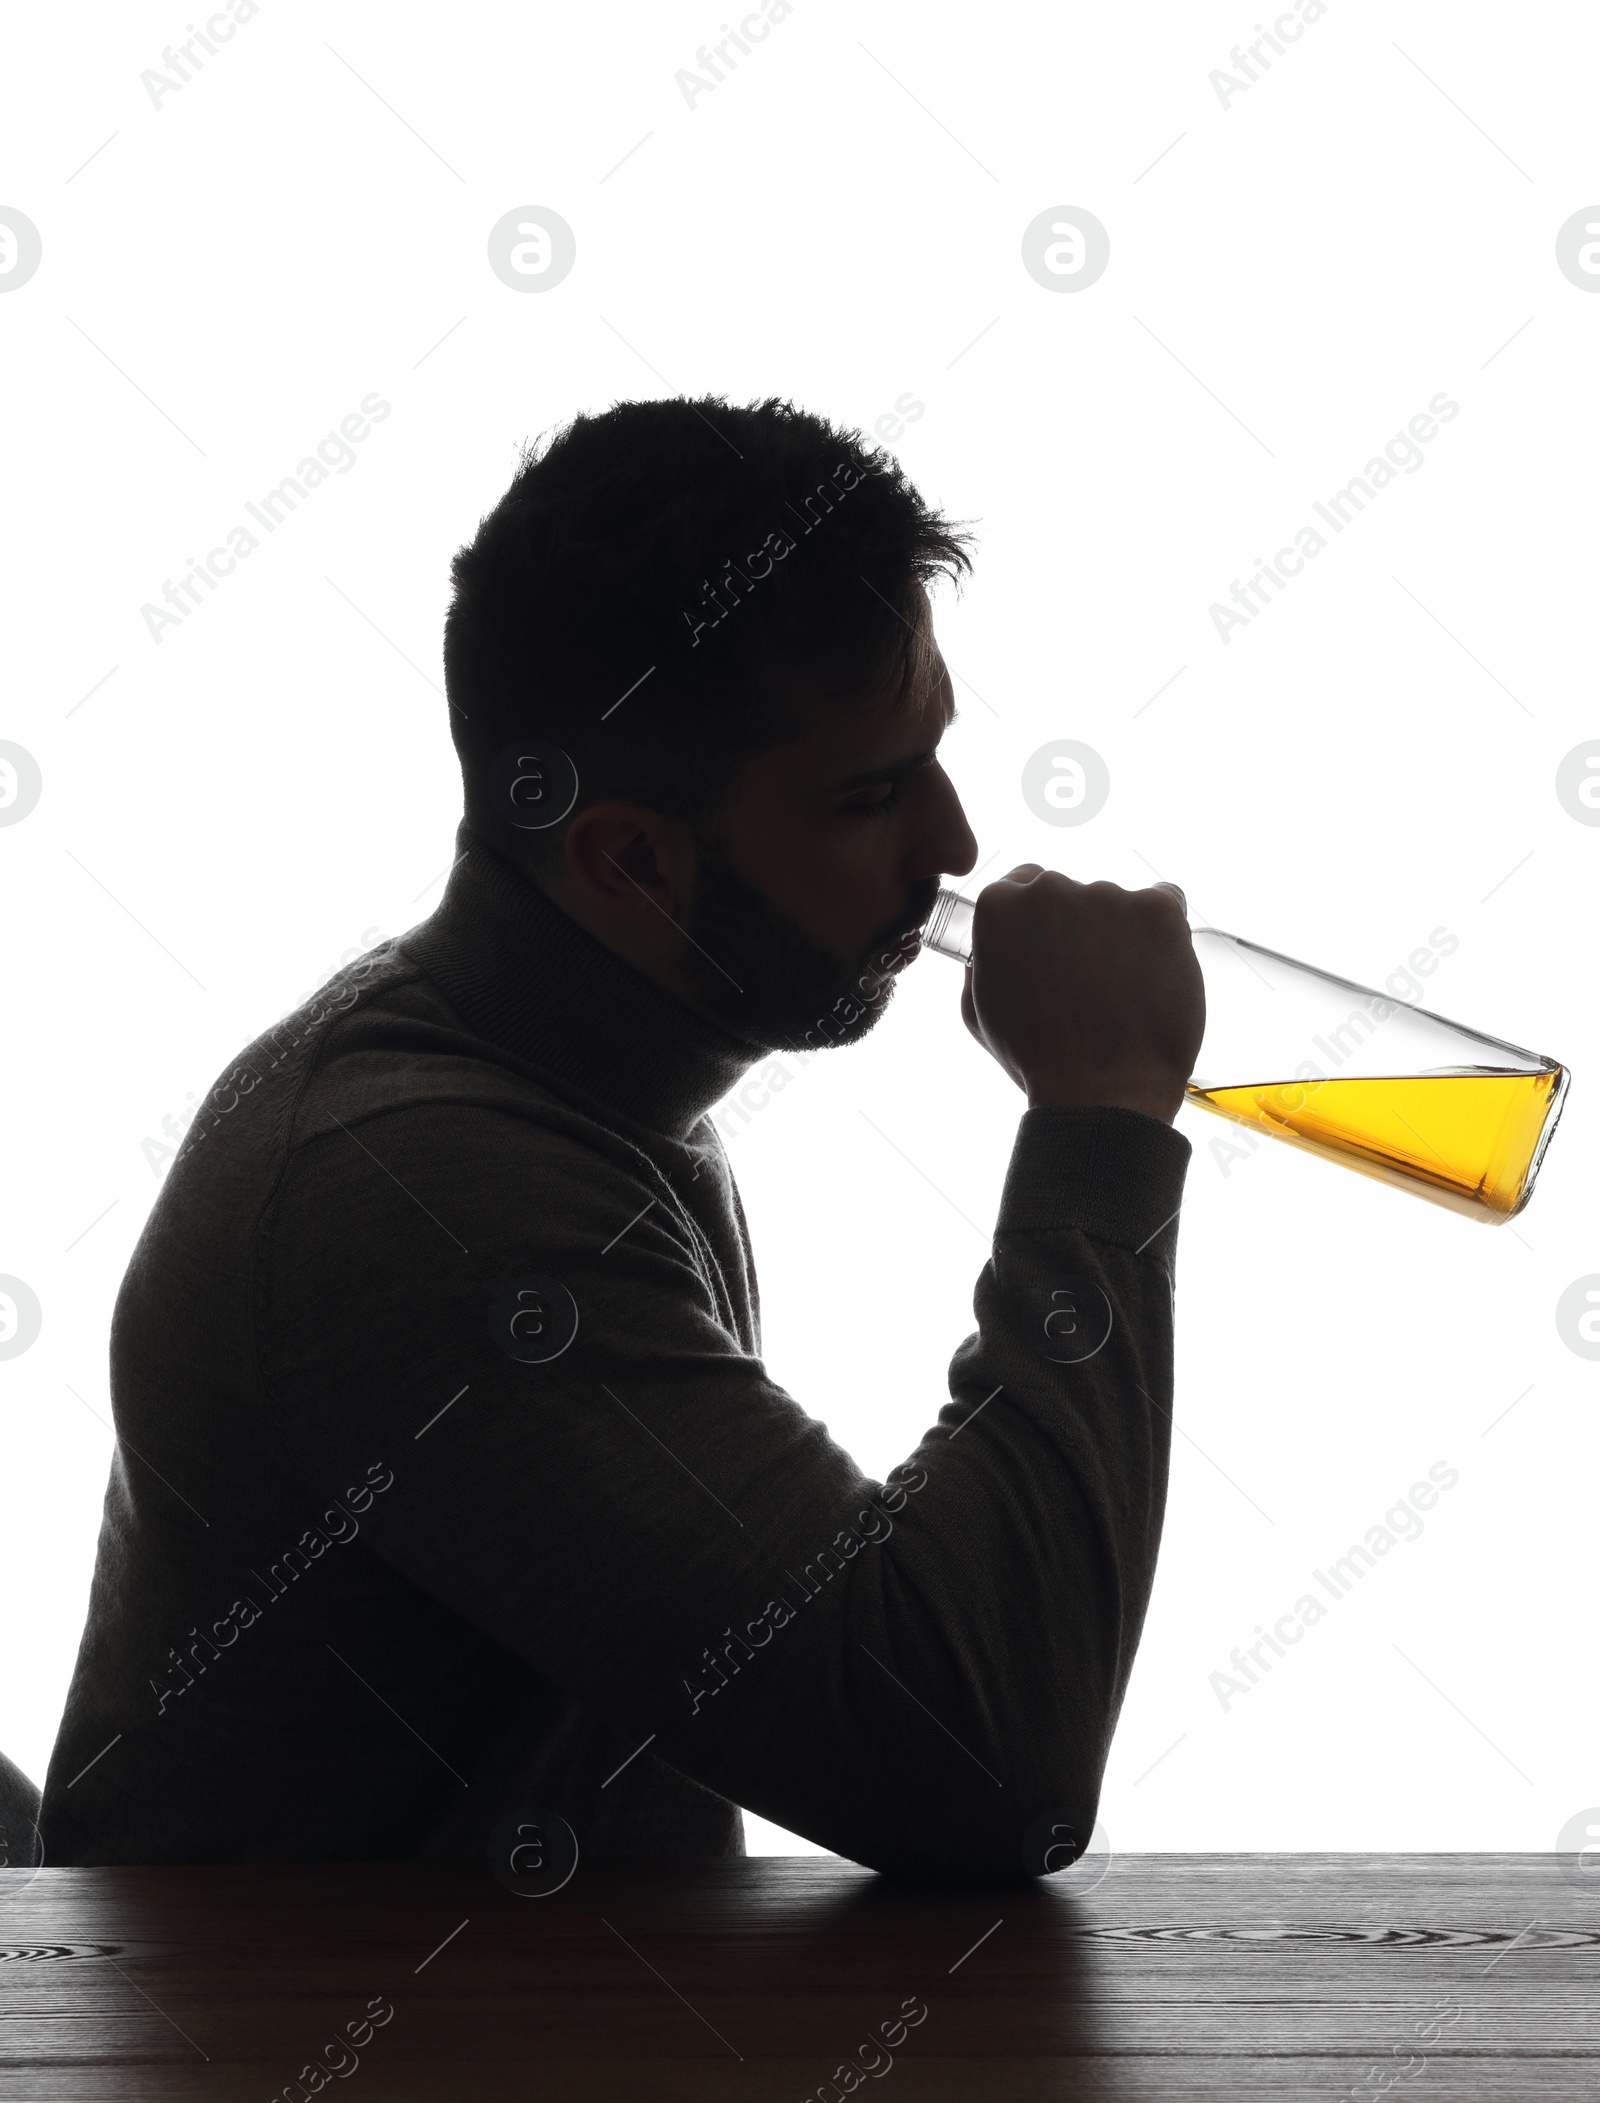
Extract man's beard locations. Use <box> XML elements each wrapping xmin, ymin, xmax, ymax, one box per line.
<box><xmin>677</xmin><ymin>833</ymin><xmax>940</xmax><ymax>1055</ymax></box>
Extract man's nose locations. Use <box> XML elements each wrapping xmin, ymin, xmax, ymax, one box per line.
<box><xmin>920</xmin><ymin>773</ymin><xmax>979</xmax><ymax>881</ymax></box>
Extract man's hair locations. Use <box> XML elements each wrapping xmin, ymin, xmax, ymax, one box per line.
<box><xmin>442</xmin><ymin>394</ymin><xmax>975</xmax><ymax>873</ymax></box>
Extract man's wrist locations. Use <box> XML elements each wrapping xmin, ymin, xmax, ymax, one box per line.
<box><xmin>1025</xmin><ymin>1081</ymin><xmax>1182</xmax><ymax>1125</ymax></box>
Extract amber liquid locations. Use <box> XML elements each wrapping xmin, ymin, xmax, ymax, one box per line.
<box><xmin>1188</xmin><ymin>1068</ymin><xmax>1565</xmax><ymax>1222</ymax></box>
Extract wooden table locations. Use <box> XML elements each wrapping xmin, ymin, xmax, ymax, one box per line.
<box><xmin>1</xmin><ymin>1854</ymin><xmax>1594</xmax><ymax>2098</ymax></box>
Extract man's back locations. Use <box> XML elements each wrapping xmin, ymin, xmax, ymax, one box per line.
<box><xmin>41</xmin><ymin>821</ymin><xmax>1190</xmax><ymax>1881</ymax></box>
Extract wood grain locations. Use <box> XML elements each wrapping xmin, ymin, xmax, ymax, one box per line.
<box><xmin>0</xmin><ymin>1854</ymin><xmax>1594</xmax><ymax>2098</ymax></box>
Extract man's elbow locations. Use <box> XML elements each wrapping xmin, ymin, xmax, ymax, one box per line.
<box><xmin>828</xmin><ymin>1767</ymin><xmax>1104</xmax><ymax>1888</ymax></box>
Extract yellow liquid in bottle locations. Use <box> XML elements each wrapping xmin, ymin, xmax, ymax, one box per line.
<box><xmin>1187</xmin><ymin>1068</ymin><xmax>1565</xmax><ymax>1222</ymax></box>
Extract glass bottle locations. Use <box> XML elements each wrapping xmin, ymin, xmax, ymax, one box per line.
<box><xmin>921</xmin><ymin>886</ymin><xmax>1569</xmax><ymax>1224</ymax></box>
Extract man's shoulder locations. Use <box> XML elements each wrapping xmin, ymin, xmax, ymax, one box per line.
<box><xmin>165</xmin><ymin>928</ymin><xmax>664</xmax><ymax>1213</ymax></box>
<box><xmin>254</xmin><ymin>946</ymin><xmax>724</xmax><ymax>1390</ymax></box>
<box><xmin>273</xmin><ymin>932</ymin><xmax>660</xmax><ymax>1179</ymax></box>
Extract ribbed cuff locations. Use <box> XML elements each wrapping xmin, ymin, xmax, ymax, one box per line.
<box><xmin>995</xmin><ymin>1105</ymin><xmax>1191</xmax><ymax>1253</ymax></box>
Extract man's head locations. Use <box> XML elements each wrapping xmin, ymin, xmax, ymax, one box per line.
<box><xmin>442</xmin><ymin>395</ymin><xmax>980</xmax><ymax>1053</ymax></box>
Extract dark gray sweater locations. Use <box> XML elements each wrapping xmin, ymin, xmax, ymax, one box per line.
<box><xmin>40</xmin><ymin>820</ymin><xmax>1190</xmax><ymax>1880</ymax></box>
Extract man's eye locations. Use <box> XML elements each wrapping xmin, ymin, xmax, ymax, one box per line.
<box><xmin>846</xmin><ymin>786</ymin><xmax>900</xmax><ymax>818</ymax></box>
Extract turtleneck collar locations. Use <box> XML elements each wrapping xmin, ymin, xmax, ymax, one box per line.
<box><xmin>401</xmin><ymin>819</ymin><xmax>765</xmax><ymax>1142</ymax></box>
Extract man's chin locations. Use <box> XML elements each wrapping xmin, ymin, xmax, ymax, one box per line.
<box><xmin>800</xmin><ymin>968</ymin><xmax>902</xmax><ymax>1050</ymax></box>
<box><xmin>677</xmin><ymin>839</ymin><xmax>934</xmax><ymax>1056</ymax></box>
<box><xmin>705</xmin><ymin>968</ymin><xmax>899</xmax><ymax>1057</ymax></box>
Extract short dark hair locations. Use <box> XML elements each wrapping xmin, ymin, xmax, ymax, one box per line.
<box><xmin>442</xmin><ymin>394</ymin><xmax>975</xmax><ymax>872</ymax></box>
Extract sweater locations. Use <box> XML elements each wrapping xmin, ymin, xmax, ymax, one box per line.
<box><xmin>39</xmin><ymin>818</ymin><xmax>1191</xmax><ymax>1881</ymax></box>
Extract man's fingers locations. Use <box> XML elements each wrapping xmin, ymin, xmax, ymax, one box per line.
<box><xmin>994</xmin><ymin>866</ymin><xmax>1186</xmax><ymax>917</ymax></box>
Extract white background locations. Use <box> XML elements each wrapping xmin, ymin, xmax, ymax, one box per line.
<box><xmin>2</xmin><ymin>0</ymin><xmax>1595</xmax><ymax>1858</ymax></box>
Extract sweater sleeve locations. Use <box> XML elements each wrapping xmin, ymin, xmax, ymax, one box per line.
<box><xmin>259</xmin><ymin>1097</ymin><xmax>1189</xmax><ymax>1882</ymax></box>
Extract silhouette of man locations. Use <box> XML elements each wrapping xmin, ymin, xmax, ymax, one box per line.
<box><xmin>41</xmin><ymin>396</ymin><xmax>1201</xmax><ymax>1881</ymax></box>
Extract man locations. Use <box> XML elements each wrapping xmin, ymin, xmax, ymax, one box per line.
<box><xmin>41</xmin><ymin>395</ymin><xmax>1203</xmax><ymax>1882</ymax></box>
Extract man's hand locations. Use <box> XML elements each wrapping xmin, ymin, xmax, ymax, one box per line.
<box><xmin>958</xmin><ymin>865</ymin><xmax>1205</xmax><ymax>1125</ymax></box>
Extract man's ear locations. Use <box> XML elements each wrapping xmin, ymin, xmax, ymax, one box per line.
<box><xmin>559</xmin><ymin>802</ymin><xmax>698</xmax><ymax>931</ymax></box>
